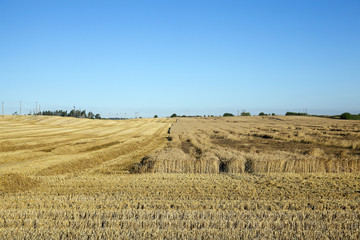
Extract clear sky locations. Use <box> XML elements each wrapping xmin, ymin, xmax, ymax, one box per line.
<box><xmin>1</xmin><ymin>0</ymin><xmax>359</xmax><ymax>117</ymax></box>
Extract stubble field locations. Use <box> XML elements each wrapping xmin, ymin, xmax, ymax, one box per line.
<box><xmin>0</xmin><ymin>115</ymin><xmax>360</xmax><ymax>239</ymax></box>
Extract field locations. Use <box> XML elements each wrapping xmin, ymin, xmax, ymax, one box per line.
<box><xmin>1</xmin><ymin>115</ymin><xmax>360</xmax><ymax>239</ymax></box>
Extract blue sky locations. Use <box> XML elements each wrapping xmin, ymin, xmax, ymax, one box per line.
<box><xmin>1</xmin><ymin>0</ymin><xmax>359</xmax><ymax>117</ymax></box>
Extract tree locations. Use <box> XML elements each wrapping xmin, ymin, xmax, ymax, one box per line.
<box><xmin>154</xmin><ymin>115</ymin><xmax>158</xmax><ymax>118</ymax></box>
<box><xmin>340</xmin><ymin>112</ymin><xmax>352</xmax><ymax>120</ymax></box>
<box><xmin>75</xmin><ymin>110</ymin><xmax>81</xmax><ymax>118</ymax></box>
<box><xmin>95</xmin><ymin>114</ymin><xmax>101</xmax><ymax>119</ymax></box>
<box><xmin>285</xmin><ymin>112</ymin><xmax>308</xmax><ymax>116</ymax></box>
<box><xmin>88</xmin><ymin>112</ymin><xmax>94</xmax><ymax>119</ymax></box>
<box><xmin>170</xmin><ymin>113</ymin><xmax>177</xmax><ymax>118</ymax></box>
<box><xmin>69</xmin><ymin>109</ymin><xmax>75</xmax><ymax>117</ymax></box>
<box><xmin>259</xmin><ymin>112</ymin><xmax>266</xmax><ymax>116</ymax></box>
<box><xmin>61</xmin><ymin>110</ymin><xmax>68</xmax><ymax>117</ymax></box>
<box><xmin>223</xmin><ymin>113</ymin><xmax>234</xmax><ymax>117</ymax></box>
<box><xmin>81</xmin><ymin>110</ymin><xmax>87</xmax><ymax>118</ymax></box>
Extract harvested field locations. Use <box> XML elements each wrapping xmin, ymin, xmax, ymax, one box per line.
<box><xmin>136</xmin><ymin>116</ymin><xmax>360</xmax><ymax>173</ymax></box>
<box><xmin>0</xmin><ymin>115</ymin><xmax>173</xmax><ymax>176</ymax></box>
<box><xmin>1</xmin><ymin>115</ymin><xmax>360</xmax><ymax>239</ymax></box>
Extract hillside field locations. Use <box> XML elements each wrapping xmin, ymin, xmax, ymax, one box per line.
<box><xmin>1</xmin><ymin>115</ymin><xmax>360</xmax><ymax>239</ymax></box>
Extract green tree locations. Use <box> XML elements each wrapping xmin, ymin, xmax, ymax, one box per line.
<box><xmin>170</xmin><ymin>113</ymin><xmax>177</xmax><ymax>118</ymax></box>
<box><xmin>75</xmin><ymin>110</ymin><xmax>81</xmax><ymax>118</ymax></box>
<box><xmin>340</xmin><ymin>112</ymin><xmax>352</xmax><ymax>119</ymax></box>
<box><xmin>223</xmin><ymin>113</ymin><xmax>234</xmax><ymax>117</ymax></box>
<box><xmin>154</xmin><ymin>115</ymin><xmax>158</xmax><ymax>118</ymax></box>
<box><xmin>69</xmin><ymin>109</ymin><xmax>75</xmax><ymax>117</ymax></box>
<box><xmin>95</xmin><ymin>114</ymin><xmax>101</xmax><ymax>119</ymax></box>
<box><xmin>285</xmin><ymin>112</ymin><xmax>308</xmax><ymax>116</ymax></box>
<box><xmin>88</xmin><ymin>112</ymin><xmax>94</xmax><ymax>119</ymax></box>
<box><xmin>81</xmin><ymin>110</ymin><xmax>87</xmax><ymax>118</ymax></box>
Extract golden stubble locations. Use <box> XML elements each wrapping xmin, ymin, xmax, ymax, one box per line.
<box><xmin>0</xmin><ymin>115</ymin><xmax>359</xmax><ymax>239</ymax></box>
<box><xmin>135</xmin><ymin>116</ymin><xmax>360</xmax><ymax>174</ymax></box>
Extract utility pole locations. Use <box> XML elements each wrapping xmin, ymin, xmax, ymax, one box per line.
<box><xmin>39</xmin><ymin>105</ymin><xmax>41</xmax><ymax>114</ymax></box>
<box><xmin>36</xmin><ymin>102</ymin><xmax>38</xmax><ymax>115</ymax></box>
<box><xmin>20</xmin><ymin>101</ymin><xmax>21</xmax><ymax>115</ymax></box>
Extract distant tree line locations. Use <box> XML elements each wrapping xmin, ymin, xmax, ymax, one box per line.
<box><xmin>340</xmin><ymin>112</ymin><xmax>360</xmax><ymax>120</ymax></box>
<box><xmin>38</xmin><ymin>109</ymin><xmax>101</xmax><ymax>119</ymax></box>
<box><xmin>223</xmin><ymin>112</ymin><xmax>251</xmax><ymax>116</ymax></box>
<box><xmin>169</xmin><ymin>112</ymin><xmax>253</xmax><ymax>118</ymax></box>
<box><xmin>170</xmin><ymin>113</ymin><xmax>218</xmax><ymax>118</ymax></box>
<box><xmin>240</xmin><ymin>112</ymin><xmax>251</xmax><ymax>116</ymax></box>
<box><xmin>285</xmin><ymin>112</ymin><xmax>308</xmax><ymax>116</ymax></box>
<box><xmin>259</xmin><ymin>112</ymin><xmax>276</xmax><ymax>116</ymax></box>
